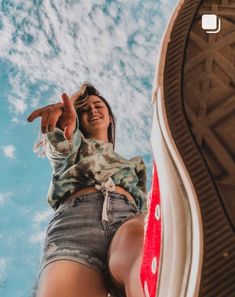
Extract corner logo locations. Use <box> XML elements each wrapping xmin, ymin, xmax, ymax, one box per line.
<box><xmin>202</xmin><ymin>14</ymin><xmax>221</xmax><ymax>33</ymax></box>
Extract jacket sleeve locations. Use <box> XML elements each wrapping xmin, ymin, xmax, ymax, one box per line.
<box><xmin>134</xmin><ymin>157</ymin><xmax>147</xmax><ymax>194</ymax></box>
<box><xmin>129</xmin><ymin>156</ymin><xmax>148</xmax><ymax>214</ymax></box>
<box><xmin>44</xmin><ymin>117</ymin><xmax>82</xmax><ymax>172</ymax></box>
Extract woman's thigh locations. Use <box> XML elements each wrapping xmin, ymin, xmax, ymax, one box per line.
<box><xmin>36</xmin><ymin>260</ymin><xmax>109</xmax><ymax>297</ymax></box>
<box><xmin>107</xmin><ymin>214</ymin><xmax>146</xmax><ymax>284</ymax></box>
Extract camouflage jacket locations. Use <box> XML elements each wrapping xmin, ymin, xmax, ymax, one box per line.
<box><xmin>45</xmin><ymin>120</ymin><xmax>147</xmax><ymax>213</ymax></box>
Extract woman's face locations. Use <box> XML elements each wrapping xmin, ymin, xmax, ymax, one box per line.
<box><xmin>78</xmin><ymin>95</ymin><xmax>111</xmax><ymax>138</ymax></box>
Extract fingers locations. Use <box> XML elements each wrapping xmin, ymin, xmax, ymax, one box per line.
<box><xmin>40</xmin><ymin>108</ymin><xmax>52</xmax><ymax>134</ymax></box>
<box><xmin>61</xmin><ymin>93</ymin><xmax>75</xmax><ymax>112</ymax></box>
<box><xmin>27</xmin><ymin>103</ymin><xmax>64</xmax><ymax>134</ymax></box>
<box><xmin>27</xmin><ymin>95</ymin><xmax>74</xmax><ymax>136</ymax></box>
<box><xmin>27</xmin><ymin>108</ymin><xmax>43</xmax><ymax>122</ymax></box>
<box><xmin>63</xmin><ymin>118</ymin><xmax>76</xmax><ymax>140</ymax></box>
<box><xmin>47</xmin><ymin>108</ymin><xmax>63</xmax><ymax>132</ymax></box>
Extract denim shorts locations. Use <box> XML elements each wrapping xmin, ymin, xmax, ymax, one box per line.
<box><xmin>39</xmin><ymin>191</ymin><xmax>142</xmax><ymax>296</ymax></box>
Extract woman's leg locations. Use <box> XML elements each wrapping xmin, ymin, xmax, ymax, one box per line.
<box><xmin>107</xmin><ymin>214</ymin><xmax>146</xmax><ymax>297</ymax></box>
<box><xmin>36</xmin><ymin>260</ymin><xmax>109</xmax><ymax>297</ymax></box>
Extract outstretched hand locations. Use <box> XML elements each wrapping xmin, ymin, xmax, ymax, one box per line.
<box><xmin>27</xmin><ymin>93</ymin><xmax>77</xmax><ymax>140</ymax></box>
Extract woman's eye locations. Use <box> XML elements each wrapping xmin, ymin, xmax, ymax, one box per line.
<box><xmin>80</xmin><ymin>108</ymin><xmax>88</xmax><ymax>112</ymax></box>
<box><xmin>79</xmin><ymin>105</ymin><xmax>103</xmax><ymax>113</ymax></box>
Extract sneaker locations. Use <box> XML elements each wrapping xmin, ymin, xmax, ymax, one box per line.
<box><xmin>150</xmin><ymin>1</ymin><xmax>235</xmax><ymax>296</ymax></box>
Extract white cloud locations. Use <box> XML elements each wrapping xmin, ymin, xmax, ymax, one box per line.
<box><xmin>1</xmin><ymin>0</ymin><xmax>175</xmax><ymax>169</ymax></box>
<box><xmin>0</xmin><ymin>192</ymin><xmax>12</xmax><ymax>206</ymax></box>
<box><xmin>8</xmin><ymin>97</ymin><xmax>27</xmax><ymax>114</ymax></box>
<box><xmin>2</xmin><ymin>145</ymin><xmax>16</xmax><ymax>159</ymax></box>
<box><xmin>34</xmin><ymin>209</ymin><xmax>52</xmax><ymax>224</ymax></box>
<box><xmin>0</xmin><ymin>13</ymin><xmax>15</xmax><ymax>53</ymax></box>
<box><xmin>29</xmin><ymin>231</ymin><xmax>46</xmax><ymax>244</ymax></box>
<box><xmin>7</xmin><ymin>71</ymin><xmax>29</xmax><ymax>115</ymax></box>
<box><xmin>29</xmin><ymin>209</ymin><xmax>53</xmax><ymax>244</ymax></box>
<box><xmin>11</xmin><ymin>117</ymin><xmax>20</xmax><ymax>124</ymax></box>
<box><xmin>0</xmin><ymin>258</ymin><xmax>10</xmax><ymax>284</ymax></box>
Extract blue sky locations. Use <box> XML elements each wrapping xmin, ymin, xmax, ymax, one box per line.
<box><xmin>0</xmin><ymin>1</ymin><xmax>177</xmax><ymax>296</ymax></box>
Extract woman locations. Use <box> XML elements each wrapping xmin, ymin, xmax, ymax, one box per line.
<box><xmin>27</xmin><ymin>83</ymin><xmax>147</xmax><ymax>297</ymax></box>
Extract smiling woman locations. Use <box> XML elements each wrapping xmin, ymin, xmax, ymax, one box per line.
<box><xmin>74</xmin><ymin>84</ymin><xmax>116</xmax><ymax>147</ymax></box>
<box><xmin>27</xmin><ymin>82</ymin><xmax>147</xmax><ymax>297</ymax></box>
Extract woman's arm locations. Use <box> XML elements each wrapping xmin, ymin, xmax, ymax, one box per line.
<box><xmin>27</xmin><ymin>93</ymin><xmax>77</xmax><ymax>139</ymax></box>
<box><xmin>27</xmin><ymin>93</ymin><xmax>81</xmax><ymax>159</ymax></box>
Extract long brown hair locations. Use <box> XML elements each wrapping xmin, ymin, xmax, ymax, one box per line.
<box><xmin>71</xmin><ymin>82</ymin><xmax>116</xmax><ymax>148</ymax></box>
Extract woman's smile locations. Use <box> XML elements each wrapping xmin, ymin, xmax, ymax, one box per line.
<box><xmin>89</xmin><ymin>115</ymin><xmax>102</xmax><ymax>122</ymax></box>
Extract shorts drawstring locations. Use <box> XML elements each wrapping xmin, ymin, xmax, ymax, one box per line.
<box><xmin>95</xmin><ymin>177</ymin><xmax>115</xmax><ymax>222</ymax></box>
